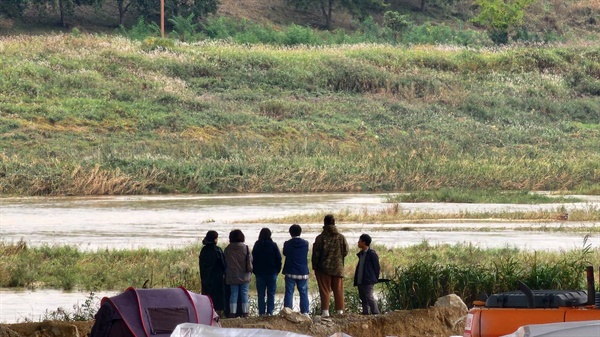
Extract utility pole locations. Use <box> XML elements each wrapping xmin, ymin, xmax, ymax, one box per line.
<box><xmin>160</xmin><ymin>0</ymin><xmax>165</xmax><ymax>37</ymax></box>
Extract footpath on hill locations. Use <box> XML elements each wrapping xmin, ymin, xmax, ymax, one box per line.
<box><xmin>1</xmin><ymin>307</ymin><xmax>466</xmax><ymax>337</ymax></box>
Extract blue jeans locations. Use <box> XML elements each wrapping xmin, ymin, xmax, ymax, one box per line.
<box><xmin>229</xmin><ymin>283</ymin><xmax>249</xmax><ymax>308</ymax></box>
<box><xmin>256</xmin><ymin>274</ymin><xmax>278</xmax><ymax>315</ymax></box>
<box><xmin>284</xmin><ymin>276</ymin><xmax>309</xmax><ymax>314</ymax></box>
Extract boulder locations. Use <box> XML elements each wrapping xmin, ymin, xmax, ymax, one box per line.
<box><xmin>279</xmin><ymin>308</ymin><xmax>312</xmax><ymax>323</ymax></box>
<box><xmin>434</xmin><ymin>294</ymin><xmax>468</xmax><ymax>314</ymax></box>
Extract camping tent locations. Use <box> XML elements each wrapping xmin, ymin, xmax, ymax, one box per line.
<box><xmin>90</xmin><ymin>286</ymin><xmax>219</xmax><ymax>337</ymax></box>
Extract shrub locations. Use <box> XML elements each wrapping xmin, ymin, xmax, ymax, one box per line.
<box><xmin>42</xmin><ymin>292</ymin><xmax>99</xmax><ymax>321</ymax></box>
<box><xmin>282</xmin><ymin>24</ymin><xmax>318</xmax><ymax>46</ymax></box>
<box><xmin>471</xmin><ymin>0</ymin><xmax>536</xmax><ymax>44</ymax></box>
<box><xmin>384</xmin><ymin>11</ymin><xmax>411</xmax><ymax>42</ymax></box>
<box><xmin>168</xmin><ymin>14</ymin><xmax>200</xmax><ymax>43</ymax></box>
<box><xmin>402</xmin><ymin>22</ymin><xmax>490</xmax><ymax>46</ymax></box>
<box><xmin>117</xmin><ymin>16</ymin><xmax>161</xmax><ymax>41</ymax></box>
<box><xmin>201</xmin><ymin>16</ymin><xmax>240</xmax><ymax>40</ymax></box>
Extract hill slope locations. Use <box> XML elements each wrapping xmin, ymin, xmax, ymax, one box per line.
<box><xmin>0</xmin><ymin>35</ymin><xmax>599</xmax><ymax>195</ymax></box>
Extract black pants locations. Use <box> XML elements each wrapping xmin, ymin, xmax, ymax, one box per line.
<box><xmin>357</xmin><ymin>284</ymin><xmax>380</xmax><ymax>314</ymax></box>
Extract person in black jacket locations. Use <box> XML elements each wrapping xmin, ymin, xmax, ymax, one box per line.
<box><xmin>199</xmin><ymin>230</ymin><xmax>227</xmax><ymax>316</ymax></box>
<box><xmin>282</xmin><ymin>224</ymin><xmax>310</xmax><ymax>315</ymax></box>
<box><xmin>252</xmin><ymin>227</ymin><xmax>282</xmax><ymax>316</ymax></box>
<box><xmin>353</xmin><ymin>233</ymin><xmax>380</xmax><ymax>315</ymax></box>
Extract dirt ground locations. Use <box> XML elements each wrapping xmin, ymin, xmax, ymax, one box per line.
<box><xmin>1</xmin><ymin>307</ymin><xmax>466</xmax><ymax>337</ymax></box>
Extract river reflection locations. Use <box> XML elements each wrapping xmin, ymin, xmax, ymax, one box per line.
<box><xmin>1</xmin><ymin>193</ymin><xmax>599</xmax><ymax>323</ymax></box>
<box><xmin>0</xmin><ymin>289</ymin><xmax>118</xmax><ymax>324</ymax></box>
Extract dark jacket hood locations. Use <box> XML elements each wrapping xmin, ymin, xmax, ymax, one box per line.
<box><xmin>322</xmin><ymin>225</ymin><xmax>340</xmax><ymax>235</ymax></box>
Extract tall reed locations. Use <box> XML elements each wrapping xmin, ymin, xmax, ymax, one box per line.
<box><xmin>2</xmin><ymin>239</ymin><xmax>597</xmax><ymax>308</ymax></box>
<box><xmin>381</xmin><ymin>238</ymin><xmax>595</xmax><ymax>309</ymax></box>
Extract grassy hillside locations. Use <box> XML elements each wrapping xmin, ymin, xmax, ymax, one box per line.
<box><xmin>0</xmin><ymin>34</ymin><xmax>599</xmax><ymax>196</ymax></box>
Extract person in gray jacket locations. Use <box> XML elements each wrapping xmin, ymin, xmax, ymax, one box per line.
<box><xmin>224</xmin><ymin>229</ymin><xmax>252</xmax><ymax>318</ymax></box>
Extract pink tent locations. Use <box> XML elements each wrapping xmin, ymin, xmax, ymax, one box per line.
<box><xmin>90</xmin><ymin>286</ymin><xmax>220</xmax><ymax>337</ymax></box>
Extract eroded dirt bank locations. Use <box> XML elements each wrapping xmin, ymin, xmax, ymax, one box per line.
<box><xmin>0</xmin><ymin>307</ymin><xmax>466</xmax><ymax>337</ymax></box>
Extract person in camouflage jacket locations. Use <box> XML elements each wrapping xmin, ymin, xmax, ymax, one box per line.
<box><xmin>312</xmin><ymin>214</ymin><xmax>349</xmax><ymax>317</ymax></box>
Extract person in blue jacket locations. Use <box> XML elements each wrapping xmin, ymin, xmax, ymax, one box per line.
<box><xmin>282</xmin><ymin>224</ymin><xmax>310</xmax><ymax>315</ymax></box>
<box><xmin>353</xmin><ymin>233</ymin><xmax>380</xmax><ymax>315</ymax></box>
<box><xmin>252</xmin><ymin>227</ymin><xmax>282</xmax><ymax>316</ymax></box>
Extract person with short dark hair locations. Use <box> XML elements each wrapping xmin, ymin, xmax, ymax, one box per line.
<box><xmin>252</xmin><ymin>228</ymin><xmax>282</xmax><ymax>316</ymax></box>
<box><xmin>199</xmin><ymin>230</ymin><xmax>226</xmax><ymax>317</ymax></box>
<box><xmin>282</xmin><ymin>224</ymin><xmax>310</xmax><ymax>315</ymax></box>
<box><xmin>312</xmin><ymin>214</ymin><xmax>349</xmax><ymax>317</ymax></box>
<box><xmin>353</xmin><ymin>233</ymin><xmax>380</xmax><ymax>315</ymax></box>
<box><xmin>224</xmin><ymin>229</ymin><xmax>252</xmax><ymax>318</ymax></box>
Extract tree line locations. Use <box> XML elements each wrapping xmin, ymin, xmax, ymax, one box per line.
<box><xmin>0</xmin><ymin>0</ymin><xmax>219</xmax><ymax>27</ymax></box>
<box><xmin>1</xmin><ymin>0</ymin><xmax>539</xmax><ymax>45</ymax></box>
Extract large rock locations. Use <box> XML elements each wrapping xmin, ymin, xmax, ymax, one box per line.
<box><xmin>279</xmin><ymin>307</ymin><xmax>312</xmax><ymax>323</ymax></box>
<box><xmin>434</xmin><ymin>294</ymin><xmax>468</xmax><ymax>313</ymax></box>
<box><xmin>434</xmin><ymin>294</ymin><xmax>468</xmax><ymax>332</ymax></box>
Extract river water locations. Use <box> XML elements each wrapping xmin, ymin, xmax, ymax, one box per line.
<box><xmin>1</xmin><ymin>193</ymin><xmax>599</xmax><ymax>323</ymax></box>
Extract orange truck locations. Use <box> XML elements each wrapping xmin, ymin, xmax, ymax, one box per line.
<box><xmin>463</xmin><ymin>267</ymin><xmax>600</xmax><ymax>337</ymax></box>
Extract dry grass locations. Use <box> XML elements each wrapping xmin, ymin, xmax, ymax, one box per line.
<box><xmin>69</xmin><ymin>165</ymin><xmax>144</xmax><ymax>195</ymax></box>
<box><xmin>20</xmin><ymin>164</ymin><xmax>167</xmax><ymax>196</ymax></box>
<box><xmin>573</xmin><ymin>0</ymin><xmax>600</xmax><ymax>10</ymax></box>
<box><xmin>247</xmin><ymin>203</ymin><xmax>600</xmax><ymax>224</ymax></box>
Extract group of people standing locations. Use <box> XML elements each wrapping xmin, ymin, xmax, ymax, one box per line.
<box><xmin>198</xmin><ymin>214</ymin><xmax>381</xmax><ymax>318</ymax></box>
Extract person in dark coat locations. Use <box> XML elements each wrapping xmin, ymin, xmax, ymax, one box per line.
<box><xmin>282</xmin><ymin>224</ymin><xmax>310</xmax><ymax>315</ymax></box>
<box><xmin>353</xmin><ymin>233</ymin><xmax>380</xmax><ymax>315</ymax></box>
<box><xmin>252</xmin><ymin>228</ymin><xmax>282</xmax><ymax>316</ymax></box>
<box><xmin>199</xmin><ymin>230</ymin><xmax>227</xmax><ymax>316</ymax></box>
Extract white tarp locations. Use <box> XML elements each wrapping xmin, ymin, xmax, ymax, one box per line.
<box><xmin>171</xmin><ymin>323</ymin><xmax>312</xmax><ymax>337</ymax></box>
<box><xmin>500</xmin><ymin>320</ymin><xmax>600</xmax><ymax>337</ymax></box>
